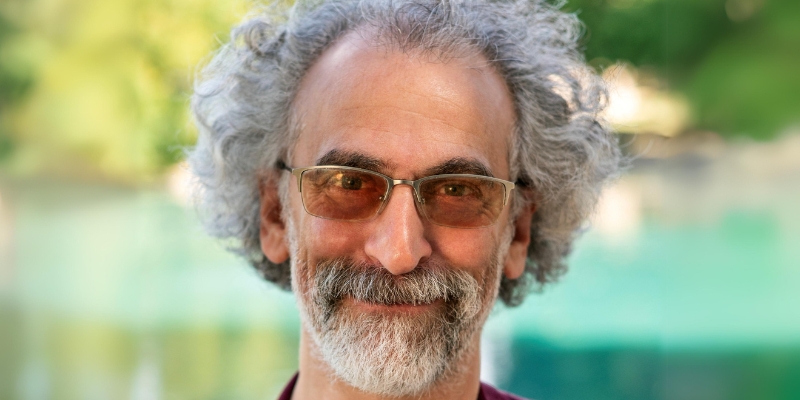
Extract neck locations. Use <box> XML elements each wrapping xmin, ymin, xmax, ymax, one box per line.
<box><xmin>291</xmin><ymin>326</ymin><xmax>484</xmax><ymax>400</ymax></box>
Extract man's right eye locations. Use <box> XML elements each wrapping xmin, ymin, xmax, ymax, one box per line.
<box><xmin>335</xmin><ymin>173</ymin><xmax>363</xmax><ymax>190</ymax></box>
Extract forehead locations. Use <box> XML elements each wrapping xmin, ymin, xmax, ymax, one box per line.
<box><xmin>290</xmin><ymin>32</ymin><xmax>516</xmax><ymax>178</ymax></box>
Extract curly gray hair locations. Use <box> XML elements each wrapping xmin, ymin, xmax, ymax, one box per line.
<box><xmin>189</xmin><ymin>0</ymin><xmax>621</xmax><ymax>307</ymax></box>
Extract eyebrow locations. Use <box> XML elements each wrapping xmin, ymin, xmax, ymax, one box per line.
<box><xmin>424</xmin><ymin>158</ymin><xmax>493</xmax><ymax>177</ymax></box>
<box><xmin>316</xmin><ymin>150</ymin><xmax>493</xmax><ymax>178</ymax></box>
<box><xmin>316</xmin><ymin>149</ymin><xmax>388</xmax><ymax>171</ymax></box>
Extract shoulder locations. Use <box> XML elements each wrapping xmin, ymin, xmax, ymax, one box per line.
<box><xmin>479</xmin><ymin>382</ymin><xmax>531</xmax><ymax>400</ymax></box>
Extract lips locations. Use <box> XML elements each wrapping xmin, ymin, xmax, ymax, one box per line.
<box><xmin>346</xmin><ymin>296</ymin><xmax>445</xmax><ymax>310</ymax></box>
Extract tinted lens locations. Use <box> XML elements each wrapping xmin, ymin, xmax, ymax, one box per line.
<box><xmin>300</xmin><ymin>167</ymin><xmax>388</xmax><ymax>221</ymax></box>
<box><xmin>419</xmin><ymin>176</ymin><xmax>506</xmax><ymax>228</ymax></box>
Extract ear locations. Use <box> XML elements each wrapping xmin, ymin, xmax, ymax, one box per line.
<box><xmin>503</xmin><ymin>202</ymin><xmax>536</xmax><ymax>280</ymax></box>
<box><xmin>259</xmin><ymin>178</ymin><xmax>290</xmax><ymax>264</ymax></box>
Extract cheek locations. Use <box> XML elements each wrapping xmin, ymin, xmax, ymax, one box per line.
<box><xmin>429</xmin><ymin>227</ymin><xmax>501</xmax><ymax>271</ymax></box>
<box><xmin>288</xmin><ymin>189</ymin><xmax>364</xmax><ymax>258</ymax></box>
<box><xmin>292</xmin><ymin>217</ymin><xmax>368</xmax><ymax>289</ymax></box>
<box><xmin>296</xmin><ymin>217</ymin><xmax>370</xmax><ymax>261</ymax></box>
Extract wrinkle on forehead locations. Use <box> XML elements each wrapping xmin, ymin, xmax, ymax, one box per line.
<box><xmin>337</xmin><ymin>104</ymin><xmax>489</xmax><ymax>140</ymax></box>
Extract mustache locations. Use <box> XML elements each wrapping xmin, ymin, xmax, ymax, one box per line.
<box><xmin>312</xmin><ymin>257</ymin><xmax>481</xmax><ymax>311</ymax></box>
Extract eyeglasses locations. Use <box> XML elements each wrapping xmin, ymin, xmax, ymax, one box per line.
<box><xmin>281</xmin><ymin>164</ymin><xmax>515</xmax><ymax>228</ymax></box>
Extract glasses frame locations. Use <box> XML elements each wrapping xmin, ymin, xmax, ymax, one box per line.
<box><xmin>282</xmin><ymin>164</ymin><xmax>515</xmax><ymax>227</ymax></box>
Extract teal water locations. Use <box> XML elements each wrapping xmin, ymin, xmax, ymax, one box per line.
<box><xmin>1</xmin><ymin>178</ymin><xmax>798</xmax><ymax>399</ymax></box>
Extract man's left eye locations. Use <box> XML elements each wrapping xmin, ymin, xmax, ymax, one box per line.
<box><xmin>441</xmin><ymin>184</ymin><xmax>470</xmax><ymax>196</ymax></box>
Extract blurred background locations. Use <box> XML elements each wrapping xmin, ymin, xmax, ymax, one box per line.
<box><xmin>1</xmin><ymin>0</ymin><xmax>798</xmax><ymax>399</ymax></box>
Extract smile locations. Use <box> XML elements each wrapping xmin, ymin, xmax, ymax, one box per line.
<box><xmin>343</xmin><ymin>297</ymin><xmax>445</xmax><ymax>314</ymax></box>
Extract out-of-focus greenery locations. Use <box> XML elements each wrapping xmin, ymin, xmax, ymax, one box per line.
<box><xmin>566</xmin><ymin>0</ymin><xmax>800</xmax><ymax>139</ymax></box>
<box><xmin>0</xmin><ymin>0</ymin><xmax>249</xmax><ymax>181</ymax></box>
<box><xmin>0</xmin><ymin>0</ymin><xmax>798</xmax><ymax>181</ymax></box>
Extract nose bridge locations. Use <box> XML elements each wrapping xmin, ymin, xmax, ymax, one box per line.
<box><xmin>390</xmin><ymin>179</ymin><xmax>422</xmax><ymax>203</ymax></box>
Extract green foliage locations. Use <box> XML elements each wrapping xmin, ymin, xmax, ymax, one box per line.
<box><xmin>0</xmin><ymin>9</ymin><xmax>33</xmax><ymax>163</ymax></box>
<box><xmin>686</xmin><ymin>1</ymin><xmax>800</xmax><ymax>138</ymax></box>
<box><xmin>567</xmin><ymin>0</ymin><xmax>733</xmax><ymax>74</ymax></box>
<box><xmin>565</xmin><ymin>0</ymin><xmax>800</xmax><ymax>139</ymax></box>
<box><xmin>0</xmin><ymin>14</ymin><xmax>34</xmax><ymax>109</ymax></box>
<box><xmin>0</xmin><ymin>0</ymin><xmax>249</xmax><ymax>181</ymax></box>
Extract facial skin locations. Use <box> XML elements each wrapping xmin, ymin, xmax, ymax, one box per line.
<box><xmin>259</xmin><ymin>30</ymin><xmax>535</xmax><ymax>400</ymax></box>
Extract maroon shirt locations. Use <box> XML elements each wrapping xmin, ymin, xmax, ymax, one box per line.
<box><xmin>277</xmin><ymin>373</ymin><xmax>529</xmax><ymax>400</ymax></box>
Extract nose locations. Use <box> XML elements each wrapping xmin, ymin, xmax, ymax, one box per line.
<box><xmin>364</xmin><ymin>185</ymin><xmax>432</xmax><ymax>275</ymax></box>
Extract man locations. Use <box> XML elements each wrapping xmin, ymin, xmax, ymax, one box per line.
<box><xmin>189</xmin><ymin>1</ymin><xmax>620</xmax><ymax>399</ymax></box>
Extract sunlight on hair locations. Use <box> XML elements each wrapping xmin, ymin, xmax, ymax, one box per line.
<box><xmin>603</xmin><ymin>65</ymin><xmax>690</xmax><ymax>137</ymax></box>
<box><xmin>166</xmin><ymin>162</ymin><xmax>194</xmax><ymax>207</ymax></box>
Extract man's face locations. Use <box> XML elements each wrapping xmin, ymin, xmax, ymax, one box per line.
<box><xmin>272</xmin><ymin>32</ymin><xmax>518</xmax><ymax>395</ymax></box>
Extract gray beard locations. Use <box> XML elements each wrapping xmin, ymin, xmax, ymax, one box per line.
<box><xmin>293</xmin><ymin>257</ymin><xmax>500</xmax><ymax>397</ymax></box>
